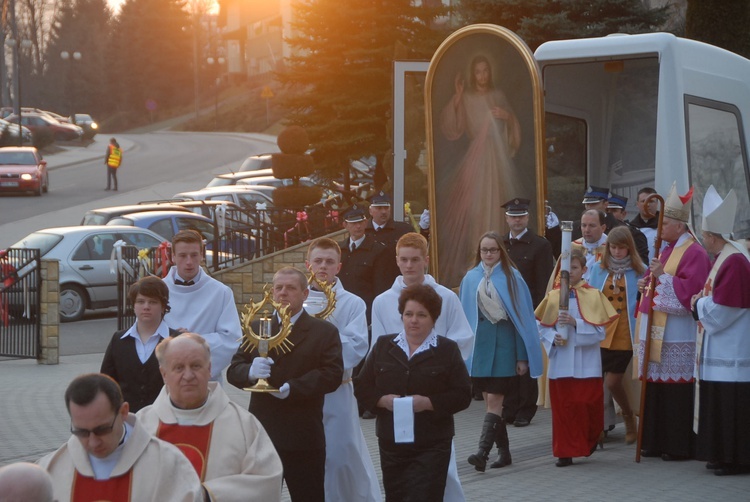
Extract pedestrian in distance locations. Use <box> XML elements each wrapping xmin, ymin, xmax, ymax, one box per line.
<box><xmin>104</xmin><ymin>137</ymin><xmax>122</xmax><ymax>191</ymax></box>
<box><xmin>459</xmin><ymin>231</ymin><xmax>543</xmax><ymax>472</ymax></box>
<box><xmin>100</xmin><ymin>276</ymin><xmax>180</xmax><ymax>413</ymax></box>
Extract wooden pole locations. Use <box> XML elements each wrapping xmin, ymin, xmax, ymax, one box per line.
<box><xmin>635</xmin><ymin>193</ymin><xmax>665</xmax><ymax>463</ymax></box>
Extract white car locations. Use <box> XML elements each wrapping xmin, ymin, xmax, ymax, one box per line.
<box><xmin>9</xmin><ymin>226</ymin><xmax>166</xmax><ymax>322</ymax></box>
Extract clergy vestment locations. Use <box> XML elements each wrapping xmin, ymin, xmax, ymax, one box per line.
<box><xmin>138</xmin><ymin>382</ymin><xmax>283</xmax><ymax>502</ymax></box>
<box><xmin>694</xmin><ymin>246</ymin><xmax>750</xmax><ymax>468</ymax></box>
<box><xmin>536</xmin><ymin>282</ymin><xmax>617</xmax><ymax>458</ymax></box>
<box><xmin>370</xmin><ymin>274</ymin><xmax>473</xmax><ymax>502</ymax></box>
<box><xmin>38</xmin><ymin>414</ymin><xmax>203</xmax><ymax>502</ymax></box>
<box><xmin>164</xmin><ymin>267</ymin><xmax>241</xmax><ymax>381</ymax></box>
<box><xmin>304</xmin><ymin>279</ymin><xmax>381</xmax><ymax>502</ymax></box>
<box><xmin>635</xmin><ymin>233</ymin><xmax>710</xmax><ymax>458</ymax></box>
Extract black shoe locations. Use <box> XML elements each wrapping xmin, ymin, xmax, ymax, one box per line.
<box><xmin>714</xmin><ymin>465</ymin><xmax>750</xmax><ymax>476</ymax></box>
<box><xmin>661</xmin><ymin>453</ymin><xmax>689</xmax><ymax>461</ymax></box>
<box><xmin>555</xmin><ymin>457</ymin><xmax>573</xmax><ymax>467</ymax></box>
<box><xmin>468</xmin><ymin>453</ymin><xmax>488</xmax><ymax>472</ymax></box>
<box><xmin>361</xmin><ymin>410</ymin><xmax>376</xmax><ymax>419</ymax></box>
<box><xmin>706</xmin><ymin>461</ymin><xmax>722</xmax><ymax>470</ymax></box>
<box><xmin>514</xmin><ymin>418</ymin><xmax>530</xmax><ymax>427</ymax></box>
<box><xmin>640</xmin><ymin>449</ymin><xmax>661</xmax><ymax>458</ymax></box>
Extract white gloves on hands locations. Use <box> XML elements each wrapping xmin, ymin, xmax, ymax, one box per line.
<box><xmin>249</xmin><ymin>357</ymin><xmax>273</xmax><ymax>381</ymax></box>
<box><xmin>271</xmin><ymin>382</ymin><xmax>290</xmax><ymax>399</ymax></box>
<box><xmin>419</xmin><ymin>209</ymin><xmax>430</xmax><ymax>230</ymax></box>
<box><xmin>546</xmin><ymin>211</ymin><xmax>559</xmax><ymax>229</ymax></box>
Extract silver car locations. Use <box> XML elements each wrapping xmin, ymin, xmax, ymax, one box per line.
<box><xmin>9</xmin><ymin>225</ymin><xmax>166</xmax><ymax>322</ymax></box>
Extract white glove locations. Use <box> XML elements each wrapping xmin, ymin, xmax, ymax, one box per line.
<box><xmin>419</xmin><ymin>209</ymin><xmax>430</xmax><ymax>230</ymax></box>
<box><xmin>249</xmin><ymin>357</ymin><xmax>273</xmax><ymax>380</ymax></box>
<box><xmin>546</xmin><ymin>211</ymin><xmax>559</xmax><ymax>229</ymax></box>
<box><xmin>271</xmin><ymin>382</ymin><xmax>290</xmax><ymax>399</ymax></box>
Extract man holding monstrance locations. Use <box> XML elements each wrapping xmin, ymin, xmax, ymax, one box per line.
<box><xmin>228</xmin><ymin>266</ymin><xmax>343</xmax><ymax>502</ymax></box>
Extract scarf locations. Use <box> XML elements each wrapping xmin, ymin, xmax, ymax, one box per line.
<box><xmin>607</xmin><ymin>255</ymin><xmax>633</xmax><ymax>284</ymax></box>
<box><xmin>477</xmin><ymin>262</ymin><xmax>508</xmax><ymax>324</ymax></box>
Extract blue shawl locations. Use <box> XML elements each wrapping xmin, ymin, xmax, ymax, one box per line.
<box><xmin>459</xmin><ymin>263</ymin><xmax>543</xmax><ymax>378</ymax></box>
<box><xmin>588</xmin><ymin>261</ymin><xmax>639</xmax><ymax>341</ymax></box>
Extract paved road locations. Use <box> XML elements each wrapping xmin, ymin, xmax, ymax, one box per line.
<box><xmin>0</xmin><ymin>131</ymin><xmax>278</xmax><ymax>248</ymax></box>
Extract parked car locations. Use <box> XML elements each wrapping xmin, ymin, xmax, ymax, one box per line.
<box><xmin>81</xmin><ymin>203</ymin><xmax>192</xmax><ymax>225</ymax></box>
<box><xmin>0</xmin><ymin>118</ymin><xmax>33</xmax><ymax>146</ymax></box>
<box><xmin>0</xmin><ymin>146</ymin><xmax>48</xmax><ymax>196</ymax></box>
<box><xmin>173</xmin><ymin>186</ymin><xmax>274</xmax><ymax>209</ymax></box>
<box><xmin>237</xmin><ymin>153</ymin><xmax>274</xmax><ymax>172</ymax></box>
<box><xmin>9</xmin><ymin>226</ymin><xmax>166</xmax><ymax>322</ymax></box>
<box><xmin>5</xmin><ymin>113</ymin><xmax>83</xmax><ymax>141</ymax></box>
<box><xmin>106</xmin><ymin>210</ymin><xmax>255</xmax><ymax>263</ymax></box>
<box><xmin>146</xmin><ymin>199</ymin><xmax>242</xmax><ymax>219</ymax></box>
<box><xmin>70</xmin><ymin>113</ymin><xmax>98</xmax><ymax>139</ymax></box>
<box><xmin>207</xmin><ymin>170</ymin><xmax>316</xmax><ymax>189</ymax></box>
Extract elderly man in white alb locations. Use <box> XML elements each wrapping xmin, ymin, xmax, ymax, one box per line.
<box><xmin>38</xmin><ymin>373</ymin><xmax>203</xmax><ymax>502</ymax></box>
<box><xmin>304</xmin><ymin>237</ymin><xmax>381</xmax><ymax>501</ymax></box>
<box><xmin>138</xmin><ymin>333</ymin><xmax>284</xmax><ymax>500</ymax></box>
<box><xmin>371</xmin><ymin>232</ymin><xmax>474</xmax><ymax>502</ymax></box>
<box><xmin>164</xmin><ymin>229</ymin><xmax>241</xmax><ymax>381</ymax></box>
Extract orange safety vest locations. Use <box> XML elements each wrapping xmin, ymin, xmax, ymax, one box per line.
<box><xmin>107</xmin><ymin>145</ymin><xmax>123</xmax><ymax>168</ymax></box>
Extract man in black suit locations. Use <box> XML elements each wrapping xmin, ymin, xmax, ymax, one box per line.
<box><xmin>500</xmin><ymin>198</ymin><xmax>554</xmax><ymax>427</ymax></box>
<box><xmin>338</xmin><ymin>204</ymin><xmax>391</xmax><ymax>323</ymax></box>
<box><xmin>366</xmin><ymin>191</ymin><xmax>413</xmax><ymax>284</ymax></box>
<box><xmin>227</xmin><ymin>267</ymin><xmax>343</xmax><ymax>502</ymax></box>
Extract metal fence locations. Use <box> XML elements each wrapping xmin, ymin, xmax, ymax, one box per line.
<box><xmin>209</xmin><ymin>203</ymin><xmax>341</xmax><ymax>272</ymax></box>
<box><xmin>115</xmin><ymin>245</ymin><xmax>142</xmax><ymax>331</ymax></box>
<box><xmin>0</xmin><ymin>248</ymin><xmax>41</xmax><ymax>358</ymax></box>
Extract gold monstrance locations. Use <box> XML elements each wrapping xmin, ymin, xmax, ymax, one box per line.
<box><xmin>240</xmin><ymin>285</ymin><xmax>294</xmax><ymax>393</ymax></box>
<box><xmin>305</xmin><ymin>265</ymin><xmax>337</xmax><ymax>320</ymax></box>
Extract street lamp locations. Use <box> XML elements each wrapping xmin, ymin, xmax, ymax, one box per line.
<box><xmin>5</xmin><ymin>37</ymin><xmax>33</xmax><ymax>146</ymax></box>
<box><xmin>206</xmin><ymin>55</ymin><xmax>225</xmax><ymax>130</ymax></box>
<box><xmin>60</xmin><ymin>51</ymin><xmax>83</xmax><ymax>117</ymax></box>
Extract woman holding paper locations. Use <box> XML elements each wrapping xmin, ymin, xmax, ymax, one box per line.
<box><xmin>354</xmin><ymin>284</ymin><xmax>471</xmax><ymax>501</ymax></box>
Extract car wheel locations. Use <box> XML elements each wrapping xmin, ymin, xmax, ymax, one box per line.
<box><xmin>35</xmin><ymin>179</ymin><xmax>43</xmax><ymax>196</ymax></box>
<box><xmin>59</xmin><ymin>284</ymin><xmax>87</xmax><ymax>322</ymax></box>
<box><xmin>43</xmin><ymin>173</ymin><xmax>49</xmax><ymax>193</ymax></box>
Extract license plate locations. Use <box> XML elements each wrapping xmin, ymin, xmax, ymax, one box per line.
<box><xmin>1</xmin><ymin>181</ymin><xmax>19</xmax><ymax>187</ymax></box>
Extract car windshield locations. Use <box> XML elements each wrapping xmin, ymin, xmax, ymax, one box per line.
<box><xmin>10</xmin><ymin>232</ymin><xmax>63</xmax><ymax>256</ymax></box>
<box><xmin>82</xmin><ymin>213</ymin><xmax>108</xmax><ymax>225</ymax></box>
<box><xmin>0</xmin><ymin>151</ymin><xmax>36</xmax><ymax>165</ymax></box>
<box><xmin>207</xmin><ymin>177</ymin><xmax>233</xmax><ymax>187</ymax></box>
<box><xmin>238</xmin><ymin>156</ymin><xmax>273</xmax><ymax>172</ymax></box>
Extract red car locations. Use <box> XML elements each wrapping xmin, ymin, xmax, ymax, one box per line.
<box><xmin>0</xmin><ymin>146</ymin><xmax>49</xmax><ymax>195</ymax></box>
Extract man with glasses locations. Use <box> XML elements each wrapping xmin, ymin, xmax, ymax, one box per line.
<box><xmin>38</xmin><ymin>373</ymin><xmax>204</xmax><ymax>501</ymax></box>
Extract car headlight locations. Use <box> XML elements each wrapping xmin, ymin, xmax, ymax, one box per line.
<box><xmin>21</xmin><ymin>173</ymin><xmax>33</xmax><ymax>180</ymax></box>
<box><xmin>90</xmin><ymin>123</ymin><xmax>98</xmax><ymax>129</ymax></box>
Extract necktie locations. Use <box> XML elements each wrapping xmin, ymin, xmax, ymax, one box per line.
<box><xmin>175</xmin><ymin>279</ymin><xmax>195</xmax><ymax>286</ymax></box>
<box><xmin>375</xmin><ymin>226</ymin><xmax>382</xmax><ymax>233</ymax></box>
<box><xmin>350</xmin><ymin>242</ymin><xmax>356</xmax><ymax>253</ymax></box>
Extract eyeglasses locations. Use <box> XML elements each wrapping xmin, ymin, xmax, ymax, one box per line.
<box><xmin>480</xmin><ymin>248</ymin><xmax>500</xmax><ymax>254</ymax></box>
<box><xmin>70</xmin><ymin>414</ymin><xmax>118</xmax><ymax>438</ymax></box>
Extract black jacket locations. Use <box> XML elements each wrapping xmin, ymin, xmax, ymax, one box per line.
<box><xmin>100</xmin><ymin>327</ymin><xmax>180</xmax><ymax>413</ymax></box>
<box><xmin>227</xmin><ymin>311</ymin><xmax>343</xmax><ymax>451</ymax></box>
<box><xmin>338</xmin><ymin>235</ymin><xmax>391</xmax><ymax>320</ymax></box>
<box><xmin>366</xmin><ymin>218</ymin><xmax>413</xmax><ymax>285</ymax></box>
<box><xmin>354</xmin><ymin>335</ymin><xmax>471</xmax><ymax>445</ymax></box>
<box><xmin>503</xmin><ymin>230</ymin><xmax>555</xmax><ymax>307</ymax></box>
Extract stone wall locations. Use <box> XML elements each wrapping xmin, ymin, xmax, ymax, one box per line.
<box><xmin>39</xmin><ymin>259</ymin><xmax>59</xmax><ymax>365</ymax></box>
<box><xmin>213</xmin><ymin>230</ymin><xmax>347</xmax><ymax>310</ymax></box>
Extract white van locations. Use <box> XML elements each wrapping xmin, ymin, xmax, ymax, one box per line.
<box><xmin>535</xmin><ymin>32</ymin><xmax>750</xmax><ymax>238</ymax></box>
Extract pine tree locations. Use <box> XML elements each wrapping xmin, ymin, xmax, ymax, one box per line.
<box><xmin>277</xmin><ymin>0</ymin><xmax>447</xmax><ymax>180</ymax></box>
<box><xmin>456</xmin><ymin>0</ymin><xmax>670</xmax><ymax>51</ymax></box>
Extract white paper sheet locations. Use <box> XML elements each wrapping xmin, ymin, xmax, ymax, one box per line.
<box><xmin>393</xmin><ymin>396</ymin><xmax>415</xmax><ymax>443</ymax></box>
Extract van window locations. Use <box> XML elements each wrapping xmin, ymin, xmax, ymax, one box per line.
<box><xmin>686</xmin><ymin>96</ymin><xmax>750</xmax><ymax>239</ymax></box>
<box><xmin>545</xmin><ymin>112</ymin><xmax>587</xmax><ymax>222</ymax></box>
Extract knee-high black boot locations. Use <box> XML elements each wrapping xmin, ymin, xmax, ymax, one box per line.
<box><xmin>490</xmin><ymin>417</ymin><xmax>512</xmax><ymax>468</ymax></box>
<box><xmin>468</xmin><ymin>413</ymin><xmax>501</xmax><ymax>472</ymax></box>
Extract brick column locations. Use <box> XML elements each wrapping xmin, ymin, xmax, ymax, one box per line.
<box><xmin>38</xmin><ymin>259</ymin><xmax>59</xmax><ymax>365</ymax></box>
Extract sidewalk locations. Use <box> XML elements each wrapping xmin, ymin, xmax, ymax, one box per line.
<box><xmin>0</xmin><ymin>353</ymin><xmax>745</xmax><ymax>501</ymax></box>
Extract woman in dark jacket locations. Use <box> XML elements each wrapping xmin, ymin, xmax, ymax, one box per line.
<box><xmin>355</xmin><ymin>284</ymin><xmax>471</xmax><ymax>501</ymax></box>
<box><xmin>100</xmin><ymin>276</ymin><xmax>179</xmax><ymax>412</ymax></box>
